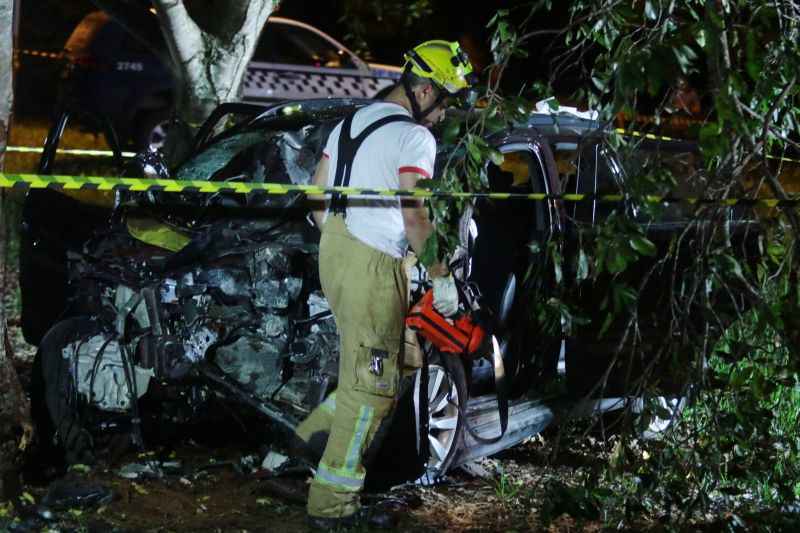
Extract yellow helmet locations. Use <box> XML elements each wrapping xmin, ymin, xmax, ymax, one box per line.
<box><xmin>403</xmin><ymin>40</ymin><xmax>475</xmax><ymax>94</ymax></box>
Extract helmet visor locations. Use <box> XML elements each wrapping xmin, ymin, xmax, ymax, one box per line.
<box><xmin>440</xmin><ymin>73</ymin><xmax>479</xmax><ymax>110</ymax></box>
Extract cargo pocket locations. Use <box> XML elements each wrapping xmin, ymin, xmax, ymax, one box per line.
<box><xmin>353</xmin><ymin>338</ymin><xmax>401</xmax><ymax>398</ymax></box>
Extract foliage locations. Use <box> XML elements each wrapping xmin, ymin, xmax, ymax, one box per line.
<box><xmin>543</xmin><ymin>0</ymin><xmax>800</xmax><ymax>527</ymax></box>
<box><xmin>427</xmin><ymin>0</ymin><xmax>800</xmax><ymax>527</ymax></box>
<box><xmin>493</xmin><ymin>465</ymin><xmax>524</xmax><ymax>505</ymax></box>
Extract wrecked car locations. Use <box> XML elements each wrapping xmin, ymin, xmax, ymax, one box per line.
<box><xmin>27</xmin><ymin>99</ymin><xmax>551</xmax><ymax>485</ymax></box>
<box><xmin>22</xmin><ymin>97</ymin><xmax>749</xmax><ymax>484</ymax></box>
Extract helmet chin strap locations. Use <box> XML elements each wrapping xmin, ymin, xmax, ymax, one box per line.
<box><xmin>402</xmin><ymin>75</ymin><xmax>446</xmax><ymax>123</ymax></box>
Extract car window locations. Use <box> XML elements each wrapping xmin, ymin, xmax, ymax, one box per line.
<box><xmin>253</xmin><ymin>23</ymin><xmax>357</xmax><ymax>69</ymax></box>
<box><xmin>176</xmin><ymin>132</ymin><xmax>270</xmax><ymax>181</ymax></box>
<box><xmin>594</xmin><ymin>145</ymin><xmax>623</xmax><ymax>221</ymax></box>
<box><xmin>470</xmin><ymin>150</ymin><xmax>548</xmax><ymax>314</ymax></box>
<box><xmin>176</xmin><ymin>113</ymin><xmax>341</xmax><ymax>185</ymax></box>
<box><xmin>555</xmin><ymin>140</ymin><xmax>622</xmax><ymax>225</ymax></box>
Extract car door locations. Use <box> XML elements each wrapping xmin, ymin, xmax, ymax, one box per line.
<box><xmin>467</xmin><ymin>137</ymin><xmax>562</xmax><ymax>392</ymax></box>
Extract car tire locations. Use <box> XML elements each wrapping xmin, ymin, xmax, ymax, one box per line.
<box><xmin>415</xmin><ymin>352</ymin><xmax>467</xmax><ymax>481</ymax></box>
<box><xmin>37</xmin><ymin>317</ymin><xmax>101</xmax><ymax>465</ymax></box>
<box><xmin>135</xmin><ymin>108</ymin><xmax>172</xmax><ymax>152</ymax></box>
<box><xmin>363</xmin><ymin>351</ymin><xmax>467</xmax><ymax>490</ymax></box>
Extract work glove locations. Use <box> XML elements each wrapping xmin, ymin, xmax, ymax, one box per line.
<box><xmin>432</xmin><ymin>274</ymin><xmax>459</xmax><ymax>317</ymax></box>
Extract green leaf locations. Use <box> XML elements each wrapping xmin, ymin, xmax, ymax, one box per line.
<box><xmin>441</xmin><ymin>119</ymin><xmax>462</xmax><ymax>145</ymax></box>
<box><xmin>69</xmin><ymin>463</ymin><xmax>92</xmax><ymax>474</ymax></box>
<box><xmin>553</xmin><ymin>256</ymin><xmax>563</xmax><ymax>285</ymax></box>
<box><xmin>591</xmin><ymin>75</ymin><xmax>607</xmax><ymax>91</ymax></box>
<box><xmin>466</xmin><ymin>138</ymin><xmax>483</xmax><ymax>163</ymax></box>
<box><xmin>420</xmin><ymin>234</ymin><xmax>439</xmax><ymax>268</ymax></box>
<box><xmin>577</xmin><ymin>249</ymin><xmax>590</xmax><ymax>281</ymax></box>
<box><xmin>415</xmin><ymin>178</ymin><xmax>441</xmax><ymax>190</ymax></box>
<box><xmin>767</xmin><ymin>242</ymin><xmax>785</xmax><ymax>263</ymax></box>
<box><xmin>598</xmin><ymin>311</ymin><xmax>615</xmax><ymax>338</ymax></box>
<box><xmin>498</xmin><ymin>21</ymin><xmax>510</xmax><ymax>43</ymax></box>
<box><xmin>745</xmin><ymin>32</ymin><xmax>761</xmax><ymax>81</ymax></box>
<box><xmin>484</xmin><ymin>115</ymin><xmax>507</xmax><ymax>134</ymax></box>
<box><xmin>629</xmin><ymin>235</ymin><xmax>656</xmax><ymax>256</ymax></box>
<box><xmin>487</xmin><ymin>9</ymin><xmax>509</xmax><ymax>29</ymax></box>
<box><xmin>606</xmin><ymin>248</ymin><xmax>629</xmax><ymax>274</ymax></box>
<box><xmin>488</xmin><ymin>149</ymin><xmax>505</xmax><ymax>166</ymax></box>
<box><xmin>644</xmin><ymin>1</ymin><xmax>657</xmax><ymax>20</ymax></box>
<box><xmin>612</xmin><ymin>283</ymin><xmax>637</xmax><ymax>310</ymax></box>
<box><xmin>723</xmin><ymin>254</ymin><xmax>746</xmax><ymax>280</ymax></box>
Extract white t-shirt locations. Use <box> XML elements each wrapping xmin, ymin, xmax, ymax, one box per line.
<box><xmin>322</xmin><ymin>102</ymin><xmax>436</xmax><ymax>258</ymax></box>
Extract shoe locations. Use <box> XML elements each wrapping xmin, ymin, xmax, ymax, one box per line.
<box><xmin>307</xmin><ymin>504</ymin><xmax>398</xmax><ymax>530</ymax></box>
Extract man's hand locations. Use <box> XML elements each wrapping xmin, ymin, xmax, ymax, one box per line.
<box><xmin>432</xmin><ymin>274</ymin><xmax>459</xmax><ymax>317</ymax></box>
<box><xmin>399</xmin><ymin>169</ymin><xmax>458</xmax><ymax>317</ymax></box>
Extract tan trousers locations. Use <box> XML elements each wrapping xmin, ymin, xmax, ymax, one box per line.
<box><xmin>296</xmin><ymin>215</ymin><xmax>407</xmax><ymax>518</ymax></box>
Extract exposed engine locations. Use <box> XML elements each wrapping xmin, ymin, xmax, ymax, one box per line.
<box><xmin>56</xmin><ymin>215</ymin><xmax>340</xmax><ymax>439</ymax></box>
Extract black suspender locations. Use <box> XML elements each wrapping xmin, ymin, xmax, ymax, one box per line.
<box><xmin>329</xmin><ymin>111</ymin><xmax>415</xmax><ymax>217</ymax></box>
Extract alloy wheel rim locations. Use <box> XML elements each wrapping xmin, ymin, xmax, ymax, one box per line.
<box><xmin>418</xmin><ymin>364</ymin><xmax>460</xmax><ymax>471</ymax></box>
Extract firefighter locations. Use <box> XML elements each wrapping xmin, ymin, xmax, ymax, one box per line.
<box><xmin>297</xmin><ymin>40</ymin><xmax>476</xmax><ymax>529</ymax></box>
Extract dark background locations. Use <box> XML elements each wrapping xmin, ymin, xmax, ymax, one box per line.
<box><xmin>13</xmin><ymin>1</ymin><xmax>576</xmax><ymax>117</ymax></box>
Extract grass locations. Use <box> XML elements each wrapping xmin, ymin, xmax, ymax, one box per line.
<box><xmin>493</xmin><ymin>466</ymin><xmax>523</xmax><ymax>505</ymax></box>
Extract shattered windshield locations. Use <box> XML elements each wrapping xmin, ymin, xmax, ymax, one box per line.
<box><xmin>175</xmin><ymin>102</ymin><xmax>363</xmax><ymax>185</ymax></box>
<box><xmin>176</xmin><ymin>132</ymin><xmax>269</xmax><ymax>181</ymax></box>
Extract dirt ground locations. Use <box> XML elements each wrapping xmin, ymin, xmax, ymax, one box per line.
<box><xmin>0</xmin><ymin>408</ymin><xmax>605</xmax><ymax>533</ymax></box>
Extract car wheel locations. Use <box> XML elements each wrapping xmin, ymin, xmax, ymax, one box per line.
<box><xmin>37</xmin><ymin>317</ymin><xmax>102</xmax><ymax>465</ymax></box>
<box><xmin>135</xmin><ymin>108</ymin><xmax>172</xmax><ymax>152</ymax></box>
<box><xmin>414</xmin><ymin>352</ymin><xmax>467</xmax><ymax>481</ymax></box>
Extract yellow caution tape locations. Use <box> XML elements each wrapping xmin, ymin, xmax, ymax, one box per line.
<box><xmin>2</xmin><ymin>172</ymin><xmax>800</xmax><ymax>205</ymax></box>
<box><xmin>7</xmin><ymin>141</ymin><xmax>798</xmax><ymax>165</ymax></box>
<box><xmin>613</xmin><ymin>130</ymin><xmax>800</xmax><ymax>164</ymax></box>
<box><xmin>615</xmin><ymin>128</ymin><xmax>678</xmax><ymax>142</ymax></box>
<box><xmin>5</xmin><ymin>146</ymin><xmax>137</xmax><ymax>158</ymax></box>
<box><xmin>15</xmin><ymin>49</ymin><xmax>64</xmax><ymax>60</ymax></box>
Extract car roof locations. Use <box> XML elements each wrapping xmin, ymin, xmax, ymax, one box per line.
<box><xmin>267</xmin><ymin>16</ymin><xmax>366</xmax><ymax>70</ymax></box>
<box><xmin>521</xmin><ymin>112</ymin><xmax>603</xmax><ymax>138</ymax></box>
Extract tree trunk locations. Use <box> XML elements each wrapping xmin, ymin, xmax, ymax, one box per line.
<box><xmin>0</xmin><ymin>0</ymin><xmax>12</xmax><ymax>170</ymax></box>
<box><xmin>153</xmin><ymin>0</ymin><xmax>279</xmax><ymax>164</ymax></box>
<box><xmin>1</xmin><ymin>0</ymin><xmax>32</xmax><ymax>501</ymax></box>
<box><xmin>89</xmin><ymin>0</ymin><xmax>279</xmax><ymax>164</ymax></box>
